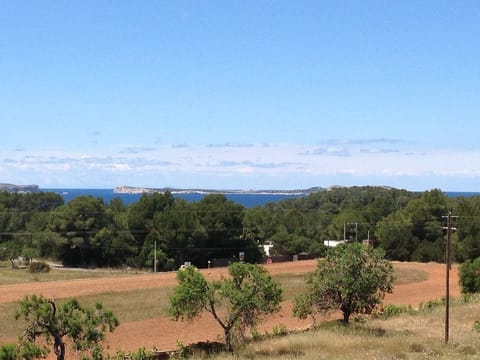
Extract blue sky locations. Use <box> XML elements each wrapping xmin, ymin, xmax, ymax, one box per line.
<box><xmin>1</xmin><ymin>1</ymin><xmax>480</xmax><ymax>191</ymax></box>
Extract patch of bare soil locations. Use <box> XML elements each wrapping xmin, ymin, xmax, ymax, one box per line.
<box><xmin>0</xmin><ymin>260</ymin><xmax>460</xmax><ymax>356</ymax></box>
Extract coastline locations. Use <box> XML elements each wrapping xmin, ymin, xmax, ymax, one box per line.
<box><xmin>113</xmin><ymin>185</ymin><xmax>322</xmax><ymax>196</ymax></box>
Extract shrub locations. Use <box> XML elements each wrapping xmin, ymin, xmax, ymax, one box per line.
<box><xmin>418</xmin><ymin>298</ymin><xmax>444</xmax><ymax>311</ymax></box>
<box><xmin>473</xmin><ymin>320</ymin><xmax>480</xmax><ymax>332</ymax></box>
<box><xmin>0</xmin><ymin>344</ymin><xmax>17</xmax><ymax>360</ymax></box>
<box><xmin>380</xmin><ymin>304</ymin><xmax>415</xmax><ymax>318</ymax></box>
<box><xmin>271</xmin><ymin>323</ymin><xmax>288</xmax><ymax>337</ymax></box>
<box><xmin>28</xmin><ymin>261</ymin><xmax>50</xmax><ymax>273</ymax></box>
<box><xmin>459</xmin><ymin>257</ymin><xmax>480</xmax><ymax>293</ymax></box>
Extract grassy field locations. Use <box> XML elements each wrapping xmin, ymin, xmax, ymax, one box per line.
<box><xmin>0</xmin><ymin>262</ymin><xmax>472</xmax><ymax>359</ymax></box>
<box><xmin>195</xmin><ymin>297</ymin><xmax>480</xmax><ymax>360</ymax></box>
<box><xmin>0</xmin><ymin>261</ymin><xmax>141</xmax><ymax>285</ymax></box>
<box><xmin>0</xmin><ymin>264</ymin><xmax>430</xmax><ymax>347</ymax></box>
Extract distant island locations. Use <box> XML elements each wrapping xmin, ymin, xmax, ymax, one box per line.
<box><xmin>114</xmin><ymin>185</ymin><xmax>324</xmax><ymax>196</ymax></box>
<box><xmin>0</xmin><ymin>183</ymin><xmax>40</xmax><ymax>193</ymax></box>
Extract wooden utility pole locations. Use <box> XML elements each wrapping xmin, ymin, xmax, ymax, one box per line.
<box><xmin>154</xmin><ymin>240</ymin><xmax>157</xmax><ymax>273</ymax></box>
<box><xmin>443</xmin><ymin>211</ymin><xmax>457</xmax><ymax>343</ymax></box>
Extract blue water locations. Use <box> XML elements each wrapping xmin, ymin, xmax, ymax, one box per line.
<box><xmin>444</xmin><ymin>192</ymin><xmax>480</xmax><ymax>198</ymax></box>
<box><xmin>41</xmin><ymin>188</ymin><xmax>305</xmax><ymax>208</ymax></box>
<box><xmin>41</xmin><ymin>189</ymin><xmax>480</xmax><ymax>208</ymax></box>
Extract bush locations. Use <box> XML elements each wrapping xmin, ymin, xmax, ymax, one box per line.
<box><xmin>379</xmin><ymin>304</ymin><xmax>415</xmax><ymax>318</ymax></box>
<box><xmin>418</xmin><ymin>298</ymin><xmax>444</xmax><ymax>311</ymax></box>
<box><xmin>474</xmin><ymin>320</ymin><xmax>480</xmax><ymax>333</ymax></box>
<box><xmin>28</xmin><ymin>261</ymin><xmax>50</xmax><ymax>273</ymax></box>
<box><xmin>0</xmin><ymin>344</ymin><xmax>17</xmax><ymax>360</ymax></box>
<box><xmin>459</xmin><ymin>257</ymin><xmax>480</xmax><ymax>293</ymax></box>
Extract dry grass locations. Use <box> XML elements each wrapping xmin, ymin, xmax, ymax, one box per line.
<box><xmin>272</xmin><ymin>266</ymin><xmax>428</xmax><ymax>302</ymax></box>
<box><xmin>0</xmin><ymin>262</ymin><xmax>431</xmax><ymax>347</ymax></box>
<box><xmin>0</xmin><ymin>287</ymin><xmax>174</xmax><ymax>344</ymax></box>
<box><xmin>205</xmin><ymin>298</ymin><xmax>480</xmax><ymax>360</ymax></box>
<box><xmin>392</xmin><ymin>267</ymin><xmax>428</xmax><ymax>285</ymax></box>
<box><xmin>0</xmin><ymin>261</ymin><xmax>140</xmax><ymax>285</ymax></box>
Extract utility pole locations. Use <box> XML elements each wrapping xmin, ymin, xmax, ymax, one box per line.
<box><xmin>154</xmin><ymin>240</ymin><xmax>157</xmax><ymax>273</ymax></box>
<box><xmin>443</xmin><ymin>211</ymin><xmax>457</xmax><ymax>343</ymax></box>
<box><xmin>347</xmin><ymin>222</ymin><xmax>358</xmax><ymax>242</ymax></box>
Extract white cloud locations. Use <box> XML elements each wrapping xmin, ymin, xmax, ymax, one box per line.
<box><xmin>3</xmin><ymin>142</ymin><xmax>480</xmax><ymax>190</ymax></box>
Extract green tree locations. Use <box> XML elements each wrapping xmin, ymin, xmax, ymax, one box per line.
<box><xmin>127</xmin><ymin>192</ymin><xmax>175</xmax><ymax>248</ymax></box>
<box><xmin>459</xmin><ymin>257</ymin><xmax>480</xmax><ymax>293</ymax></box>
<box><xmin>375</xmin><ymin>211</ymin><xmax>417</xmax><ymax>260</ymax></box>
<box><xmin>47</xmin><ymin>196</ymin><xmax>108</xmax><ymax>266</ymax></box>
<box><xmin>454</xmin><ymin>197</ymin><xmax>480</xmax><ymax>261</ymax></box>
<box><xmin>15</xmin><ymin>295</ymin><xmax>119</xmax><ymax>360</ymax></box>
<box><xmin>193</xmin><ymin>194</ymin><xmax>262</xmax><ymax>266</ymax></box>
<box><xmin>293</xmin><ymin>243</ymin><xmax>394</xmax><ymax>324</ymax></box>
<box><xmin>376</xmin><ymin>189</ymin><xmax>447</xmax><ymax>262</ymax></box>
<box><xmin>168</xmin><ymin>262</ymin><xmax>282</xmax><ymax>352</ymax></box>
<box><xmin>46</xmin><ymin>196</ymin><xmax>137</xmax><ymax>267</ymax></box>
<box><xmin>148</xmin><ymin>200</ymin><xmax>204</xmax><ymax>268</ymax></box>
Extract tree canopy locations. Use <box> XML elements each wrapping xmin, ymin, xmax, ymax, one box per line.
<box><xmin>293</xmin><ymin>243</ymin><xmax>395</xmax><ymax>323</ymax></box>
<box><xmin>168</xmin><ymin>262</ymin><xmax>282</xmax><ymax>352</ymax></box>
<box><xmin>15</xmin><ymin>295</ymin><xmax>119</xmax><ymax>360</ymax></box>
<box><xmin>2</xmin><ymin>186</ymin><xmax>479</xmax><ymax>269</ymax></box>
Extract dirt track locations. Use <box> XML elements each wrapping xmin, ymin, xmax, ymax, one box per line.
<box><xmin>0</xmin><ymin>260</ymin><xmax>459</xmax><ymax>355</ymax></box>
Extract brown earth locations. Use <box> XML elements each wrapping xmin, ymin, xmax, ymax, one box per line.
<box><xmin>0</xmin><ymin>260</ymin><xmax>459</xmax><ymax>356</ymax></box>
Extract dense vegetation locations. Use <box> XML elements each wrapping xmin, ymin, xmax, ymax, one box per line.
<box><xmin>0</xmin><ymin>186</ymin><xmax>479</xmax><ymax>269</ymax></box>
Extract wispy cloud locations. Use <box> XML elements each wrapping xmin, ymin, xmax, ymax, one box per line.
<box><xmin>3</xmin><ymin>142</ymin><xmax>480</xmax><ymax>190</ymax></box>
<box><xmin>346</xmin><ymin>138</ymin><xmax>404</xmax><ymax>145</ymax></box>
<box><xmin>300</xmin><ymin>146</ymin><xmax>351</xmax><ymax>157</ymax></box>
<box><xmin>171</xmin><ymin>143</ymin><xmax>190</xmax><ymax>149</ymax></box>
<box><xmin>216</xmin><ymin>160</ymin><xmax>304</xmax><ymax>169</ymax></box>
<box><xmin>360</xmin><ymin>148</ymin><xmax>400</xmax><ymax>154</ymax></box>
<box><xmin>206</xmin><ymin>142</ymin><xmax>254</xmax><ymax>148</ymax></box>
<box><xmin>120</xmin><ymin>146</ymin><xmax>157</xmax><ymax>154</ymax></box>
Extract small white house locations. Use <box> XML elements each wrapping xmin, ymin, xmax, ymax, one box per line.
<box><xmin>262</xmin><ymin>242</ymin><xmax>274</xmax><ymax>256</ymax></box>
<box><xmin>324</xmin><ymin>240</ymin><xmax>346</xmax><ymax>247</ymax></box>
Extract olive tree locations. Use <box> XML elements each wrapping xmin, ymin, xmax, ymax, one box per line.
<box><xmin>15</xmin><ymin>295</ymin><xmax>119</xmax><ymax>360</ymax></box>
<box><xmin>293</xmin><ymin>243</ymin><xmax>395</xmax><ymax>324</ymax></box>
<box><xmin>168</xmin><ymin>262</ymin><xmax>282</xmax><ymax>352</ymax></box>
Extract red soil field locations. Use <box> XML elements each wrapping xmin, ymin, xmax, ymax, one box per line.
<box><xmin>0</xmin><ymin>260</ymin><xmax>459</xmax><ymax>356</ymax></box>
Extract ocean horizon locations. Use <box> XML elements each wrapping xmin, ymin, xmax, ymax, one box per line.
<box><xmin>41</xmin><ymin>188</ymin><xmax>480</xmax><ymax>208</ymax></box>
<box><xmin>41</xmin><ymin>188</ymin><xmax>306</xmax><ymax>208</ymax></box>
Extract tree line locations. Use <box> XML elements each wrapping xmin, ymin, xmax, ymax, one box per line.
<box><xmin>1</xmin><ymin>186</ymin><xmax>480</xmax><ymax>268</ymax></box>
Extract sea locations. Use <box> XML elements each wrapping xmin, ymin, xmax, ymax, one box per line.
<box><xmin>40</xmin><ymin>189</ymin><xmax>480</xmax><ymax>209</ymax></box>
<box><xmin>41</xmin><ymin>188</ymin><xmax>306</xmax><ymax>208</ymax></box>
